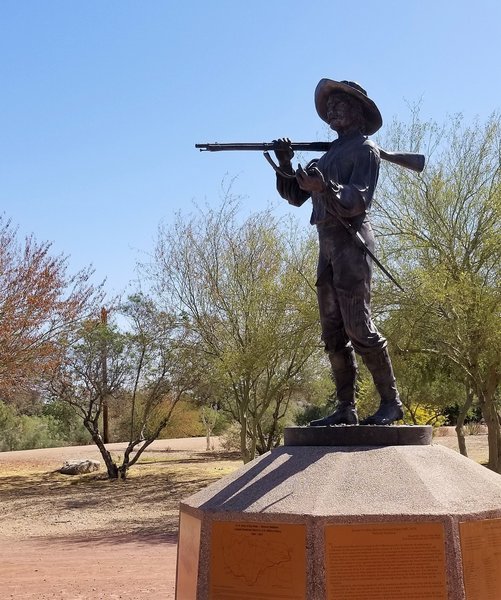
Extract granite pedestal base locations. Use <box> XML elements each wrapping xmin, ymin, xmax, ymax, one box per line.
<box><xmin>176</xmin><ymin>426</ymin><xmax>501</xmax><ymax>599</ymax></box>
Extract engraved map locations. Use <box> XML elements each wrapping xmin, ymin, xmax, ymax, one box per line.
<box><xmin>209</xmin><ymin>521</ymin><xmax>306</xmax><ymax>600</ymax></box>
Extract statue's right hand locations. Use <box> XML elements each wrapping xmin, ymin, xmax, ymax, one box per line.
<box><xmin>272</xmin><ymin>138</ymin><xmax>294</xmax><ymax>167</ymax></box>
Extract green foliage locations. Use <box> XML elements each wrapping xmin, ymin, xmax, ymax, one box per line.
<box><xmin>408</xmin><ymin>406</ymin><xmax>446</xmax><ymax>427</ymax></box>
<box><xmin>219</xmin><ymin>422</ymin><xmax>241</xmax><ymax>452</ymax></box>
<box><xmin>389</xmin><ymin>349</ymin><xmax>463</xmax><ymax>425</ymax></box>
<box><xmin>50</xmin><ymin>296</ymin><xmax>196</xmax><ymax>478</ymax></box>
<box><xmin>149</xmin><ymin>197</ymin><xmax>323</xmax><ymax>462</ymax></box>
<box><xmin>0</xmin><ymin>400</ymin><xmax>18</xmax><ymax>450</ymax></box>
<box><xmin>0</xmin><ymin>399</ymin><xmax>90</xmax><ymax>451</ymax></box>
<box><xmin>42</xmin><ymin>399</ymin><xmax>90</xmax><ymax>444</ymax></box>
<box><xmin>293</xmin><ymin>403</ymin><xmax>328</xmax><ymax>426</ymax></box>
<box><xmin>14</xmin><ymin>414</ymin><xmax>64</xmax><ymax>450</ymax></box>
<box><xmin>442</xmin><ymin>402</ymin><xmax>482</xmax><ymax>425</ymax></box>
<box><xmin>9</xmin><ymin>112</ymin><xmax>499</xmax><ymax>473</ymax></box>
<box><xmin>374</xmin><ymin>110</ymin><xmax>501</xmax><ymax>469</ymax></box>
<box><xmin>351</xmin><ymin>368</ymin><xmax>379</xmax><ymax>421</ymax></box>
<box><xmin>159</xmin><ymin>399</ymin><xmax>205</xmax><ymax>438</ymax></box>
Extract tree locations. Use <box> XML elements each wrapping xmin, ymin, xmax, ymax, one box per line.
<box><xmin>51</xmin><ymin>317</ymin><xmax>129</xmax><ymax>477</ymax></box>
<box><xmin>200</xmin><ymin>404</ymin><xmax>219</xmax><ymax>451</ymax></box>
<box><xmin>51</xmin><ymin>296</ymin><xmax>191</xmax><ymax>479</ymax></box>
<box><xmin>0</xmin><ymin>217</ymin><xmax>102</xmax><ymax>400</ymax></box>
<box><xmin>375</xmin><ymin>112</ymin><xmax>501</xmax><ymax>470</ymax></box>
<box><xmin>389</xmin><ymin>350</ymin><xmax>460</xmax><ymax>426</ymax></box>
<box><xmin>147</xmin><ymin>198</ymin><xmax>322</xmax><ymax>463</ymax></box>
<box><xmin>117</xmin><ymin>295</ymin><xmax>195</xmax><ymax>478</ymax></box>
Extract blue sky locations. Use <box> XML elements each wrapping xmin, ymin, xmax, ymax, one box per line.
<box><xmin>1</xmin><ymin>0</ymin><xmax>500</xmax><ymax>297</ymax></box>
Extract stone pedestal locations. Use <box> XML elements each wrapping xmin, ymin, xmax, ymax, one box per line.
<box><xmin>175</xmin><ymin>426</ymin><xmax>501</xmax><ymax>599</ymax></box>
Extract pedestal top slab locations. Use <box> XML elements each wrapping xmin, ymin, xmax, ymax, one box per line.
<box><xmin>182</xmin><ymin>443</ymin><xmax>501</xmax><ymax>517</ymax></box>
<box><xmin>284</xmin><ymin>425</ymin><xmax>432</xmax><ymax>446</ymax></box>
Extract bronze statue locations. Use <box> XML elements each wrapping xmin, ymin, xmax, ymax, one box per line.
<box><xmin>274</xmin><ymin>79</ymin><xmax>404</xmax><ymax>426</ymax></box>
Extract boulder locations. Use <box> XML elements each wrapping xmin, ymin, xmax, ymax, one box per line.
<box><xmin>59</xmin><ymin>459</ymin><xmax>100</xmax><ymax>475</ymax></box>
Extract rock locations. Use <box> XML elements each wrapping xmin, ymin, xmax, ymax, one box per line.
<box><xmin>59</xmin><ymin>459</ymin><xmax>100</xmax><ymax>475</ymax></box>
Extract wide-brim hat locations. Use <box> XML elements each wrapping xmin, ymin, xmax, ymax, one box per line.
<box><xmin>314</xmin><ymin>79</ymin><xmax>383</xmax><ymax>135</ymax></box>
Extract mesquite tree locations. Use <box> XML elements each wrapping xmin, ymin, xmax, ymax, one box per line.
<box><xmin>375</xmin><ymin>112</ymin><xmax>501</xmax><ymax>471</ymax></box>
<box><xmin>52</xmin><ymin>295</ymin><xmax>190</xmax><ymax>479</ymax></box>
<box><xmin>147</xmin><ymin>198</ymin><xmax>322</xmax><ymax>463</ymax></box>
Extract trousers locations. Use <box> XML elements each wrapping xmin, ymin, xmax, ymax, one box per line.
<box><xmin>315</xmin><ymin>221</ymin><xmax>387</xmax><ymax>355</ymax></box>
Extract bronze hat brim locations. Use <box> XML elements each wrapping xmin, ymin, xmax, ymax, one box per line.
<box><xmin>314</xmin><ymin>79</ymin><xmax>383</xmax><ymax>136</ymax></box>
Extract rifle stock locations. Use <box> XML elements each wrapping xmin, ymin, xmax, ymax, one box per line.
<box><xmin>378</xmin><ymin>149</ymin><xmax>425</xmax><ymax>173</ymax></box>
<box><xmin>195</xmin><ymin>141</ymin><xmax>425</xmax><ymax>173</ymax></box>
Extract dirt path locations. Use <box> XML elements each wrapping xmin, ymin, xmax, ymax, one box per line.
<box><xmin>0</xmin><ymin>437</ymin><xmax>232</xmax><ymax>600</ymax></box>
<box><xmin>2</xmin><ymin>537</ymin><xmax>177</xmax><ymax>600</ymax></box>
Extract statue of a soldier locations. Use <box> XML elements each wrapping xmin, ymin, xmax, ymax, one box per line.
<box><xmin>274</xmin><ymin>79</ymin><xmax>403</xmax><ymax>426</ymax></box>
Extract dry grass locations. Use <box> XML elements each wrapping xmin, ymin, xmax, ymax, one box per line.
<box><xmin>433</xmin><ymin>432</ymin><xmax>489</xmax><ymax>465</ymax></box>
<box><xmin>0</xmin><ymin>444</ymin><xmax>241</xmax><ymax>541</ymax></box>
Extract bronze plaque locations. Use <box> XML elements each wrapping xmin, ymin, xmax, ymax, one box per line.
<box><xmin>325</xmin><ymin>522</ymin><xmax>447</xmax><ymax>600</ymax></box>
<box><xmin>460</xmin><ymin>518</ymin><xmax>501</xmax><ymax>600</ymax></box>
<box><xmin>209</xmin><ymin>521</ymin><xmax>306</xmax><ymax>600</ymax></box>
<box><xmin>176</xmin><ymin>511</ymin><xmax>202</xmax><ymax>600</ymax></box>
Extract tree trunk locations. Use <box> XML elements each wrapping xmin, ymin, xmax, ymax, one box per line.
<box><xmin>249</xmin><ymin>420</ymin><xmax>257</xmax><ymax>462</ymax></box>
<box><xmin>481</xmin><ymin>398</ymin><xmax>501</xmax><ymax>473</ymax></box>
<box><xmin>455</xmin><ymin>424</ymin><xmax>468</xmax><ymax>458</ymax></box>
<box><xmin>102</xmin><ymin>395</ymin><xmax>109</xmax><ymax>444</ymax></box>
<box><xmin>84</xmin><ymin>419</ymin><xmax>118</xmax><ymax>478</ymax></box>
<box><xmin>240</xmin><ymin>412</ymin><xmax>250</xmax><ymax>464</ymax></box>
<box><xmin>455</xmin><ymin>386</ymin><xmax>474</xmax><ymax>457</ymax></box>
<box><xmin>118</xmin><ymin>463</ymin><xmax>128</xmax><ymax>480</ymax></box>
<box><xmin>101</xmin><ymin>307</ymin><xmax>109</xmax><ymax>444</ymax></box>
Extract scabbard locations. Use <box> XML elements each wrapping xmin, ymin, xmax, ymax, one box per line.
<box><xmin>352</xmin><ymin>230</ymin><xmax>405</xmax><ymax>292</ymax></box>
<box><xmin>323</xmin><ymin>185</ymin><xmax>404</xmax><ymax>292</ymax></box>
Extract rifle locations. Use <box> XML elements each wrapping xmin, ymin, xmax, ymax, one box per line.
<box><xmin>196</xmin><ymin>140</ymin><xmax>412</xmax><ymax>292</ymax></box>
<box><xmin>195</xmin><ymin>141</ymin><xmax>425</xmax><ymax>173</ymax></box>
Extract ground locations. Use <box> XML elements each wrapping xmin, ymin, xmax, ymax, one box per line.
<box><xmin>0</xmin><ymin>430</ymin><xmax>490</xmax><ymax>599</ymax></box>
<box><xmin>0</xmin><ymin>437</ymin><xmax>240</xmax><ymax>600</ymax></box>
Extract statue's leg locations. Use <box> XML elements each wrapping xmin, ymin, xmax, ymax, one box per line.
<box><xmin>310</xmin><ymin>266</ymin><xmax>359</xmax><ymax>426</ymax></box>
<box><xmin>359</xmin><ymin>347</ymin><xmax>404</xmax><ymax>425</ymax></box>
<box><xmin>317</xmin><ymin>225</ymin><xmax>402</xmax><ymax>425</ymax></box>
<box><xmin>310</xmin><ymin>347</ymin><xmax>359</xmax><ymax>426</ymax></box>
<box><xmin>334</xmin><ymin>288</ymin><xmax>403</xmax><ymax>426</ymax></box>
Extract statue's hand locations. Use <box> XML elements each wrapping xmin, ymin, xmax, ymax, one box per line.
<box><xmin>296</xmin><ymin>164</ymin><xmax>327</xmax><ymax>193</ymax></box>
<box><xmin>272</xmin><ymin>138</ymin><xmax>294</xmax><ymax>167</ymax></box>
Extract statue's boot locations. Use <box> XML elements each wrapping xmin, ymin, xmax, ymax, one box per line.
<box><xmin>310</xmin><ymin>348</ymin><xmax>359</xmax><ymax>426</ymax></box>
<box><xmin>360</xmin><ymin>347</ymin><xmax>404</xmax><ymax>425</ymax></box>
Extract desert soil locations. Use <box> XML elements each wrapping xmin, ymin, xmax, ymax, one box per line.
<box><xmin>0</xmin><ymin>431</ymin><xmax>489</xmax><ymax>599</ymax></box>
<box><xmin>0</xmin><ymin>437</ymin><xmax>240</xmax><ymax>599</ymax></box>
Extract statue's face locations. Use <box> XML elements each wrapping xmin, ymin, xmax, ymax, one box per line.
<box><xmin>326</xmin><ymin>94</ymin><xmax>359</xmax><ymax>133</ymax></box>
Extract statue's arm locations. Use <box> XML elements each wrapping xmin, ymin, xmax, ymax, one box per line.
<box><xmin>276</xmin><ymin>172</ymin><xmax>311</xmax><ymax>207</ymax></box>
<box><xmin>273</xmin><ymin>138</ymin><xmax>311</xmax><ymax>207</ymax></box>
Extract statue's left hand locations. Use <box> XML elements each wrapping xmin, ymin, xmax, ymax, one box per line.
<box><xmin>296</xmin><ymin>164</ymin><xmax>327</xmax><ymax>193</ymax></box>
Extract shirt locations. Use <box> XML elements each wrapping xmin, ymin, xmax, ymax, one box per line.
<box><xmin>276</xmin><ymin>131</ymin><xmax>380</xmax><ymax>230</ymax></box>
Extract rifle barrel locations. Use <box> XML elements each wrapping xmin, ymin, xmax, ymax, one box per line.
<box><xmin>195</xmin><ymin>142</ymin><xmax>331</xmax><ymax>153</ymax></box>
<box><xmin>195</xmin><ymin>142</ymin><xmax>425</xmax><ymax>173</ymax></box>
